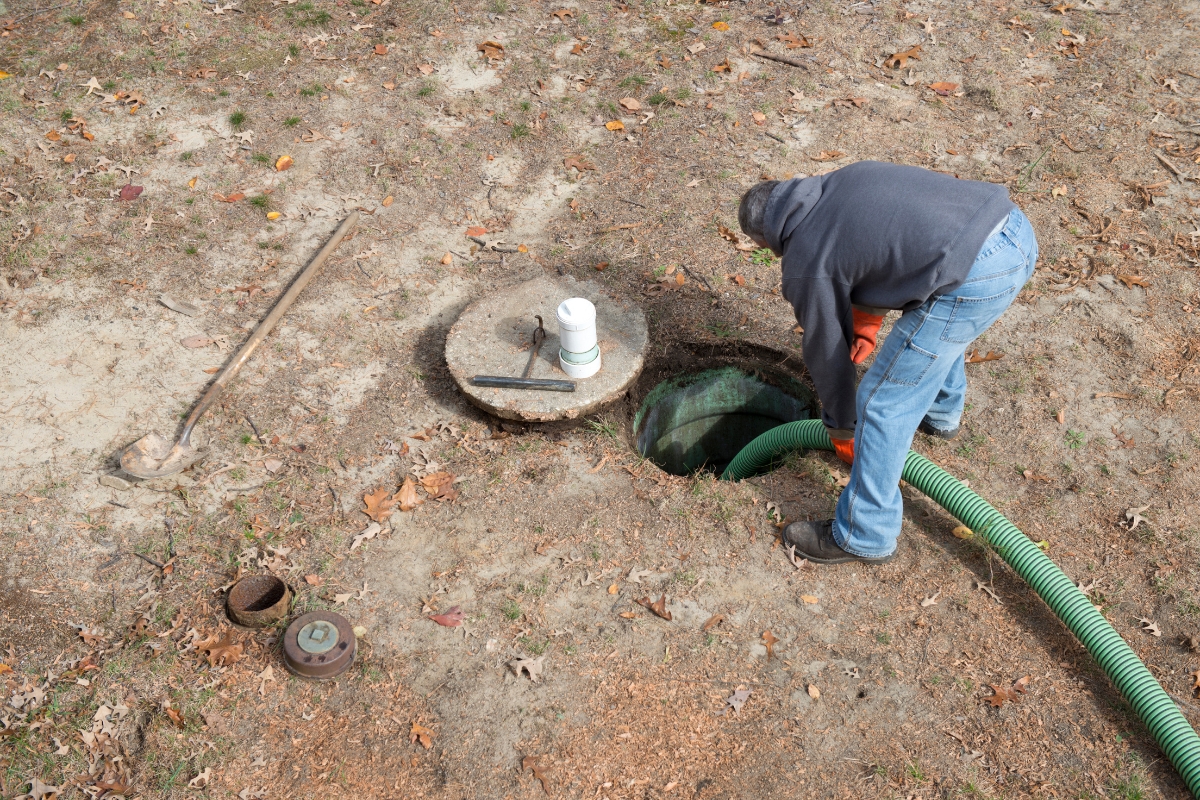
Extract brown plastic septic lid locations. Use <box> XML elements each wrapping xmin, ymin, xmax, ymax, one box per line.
<box><xmin>283</xmin><ymin>611</ymin><xmax>355</xmax><ymax>680</ymax></box>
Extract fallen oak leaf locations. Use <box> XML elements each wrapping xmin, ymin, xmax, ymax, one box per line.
<box><xmin>410</xmin><ymin>722</ymin><xmax>435</xmax><ymax>748</ymax></box>
<box><xmin>702</xmin><ymin>613</ymin><xmax>724</xmax><ymax>631</ymax></box>
<box><xmin>965</xmin><ymin>349</ymin><xmax>1004</xmax><ymax>363</ymax></box>
<box><xmin>723</xmin><ymin>688</ymin><xmax>751</xmax><ymax>715</ymax></box>
<box><xmin>197</xmin><ymin>632</ymin><xmax>243</xmax><ymax>666</ymax></box>
<box><xmin>429</xmin><ymin>606</ymin><xmax>464</xmax><ymax>627</ymax></box>
<box><xmin>522</xmin><ymin>756</ymin><xmax>551</xmax><ymax>795</ymax></box>
<box><xmin>1138</xmin><ymin>617</ymin><xmax>1162</xmax><ymax>637</ymax></box>
<box><xmin>762</xmin><ymin>630</ymin><xmax>779</xmax><ymax>658</ymax></box>
<box><xmin>550</xmin><ymin>8</ymin><xmax>573</xmax><ymax>20</ymax></box>
<box><xmin>928</xmin><ymin>81</ymin><xmax>959</xmax><ymax>96</ymax></box>
<box><xmin>986</xmin><ymin>683</ymin><xmax>1019</xmax><ymax>708</ymax></box>
<box><xmin>604</xmin><ymin>119</ymin><xmax>624</xmax><ymax>131</ymax></box>
<box><xmin>810</xmin><ymin>149</ymin><xmax>846</xmax><ymax>161</ymax></box>
<box><xmin>362</xmin><ymin>487</ymin><xmax>397</xmax><ymax>522</ymax></box>
<box><xmin>396</xmin><ymin>475</ymin><xmax>424</xmax><ymax>511</ymax></box>
<box><xmin>1117</xmin><ymin>274</ymin><xmax>1149</xmax><ymax>289</ymax></box>
<box><xmin>419</xmin><ymin>471</ymin><xmax>456</xmax><ymax>498</ymax></box>
<box><xmin>118</xmin><ymin>184</ymin><xmax>143</xmax><ymax>201</ymax></box>
<box><xmin>350</xmin><ymin>522</ymin><xmax>381</xmax><ymax>551</ymax></box>
<box><xmin>635</xmin><ymin>593</ymin><xmax>673</xmax><ymax>620</ymax></box>
<box><xmin>618</xmin><ymin>97</ymin><xmax>641</xmax><ymax>111</ymax></box>
<box><xmin>776</xmin><ymin>31</ymin><xmax>811</xmax><ymax>48</ymax></box>
<box><xmin>884</xmin><ymin>44</ymin><xmax>922</xmax><ymax>69</ymax></box>
<box><xmin>510</xmin><ymin>654</ymin><xmax>547</xmax><ymax>682</ymax></box>
<box><xmin>563</xmin><ymin>155</ymin><xmax>595</xmax><ymax>171</ymax></box>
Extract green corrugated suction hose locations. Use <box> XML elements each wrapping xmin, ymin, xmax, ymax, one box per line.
<box><xmin>722</xmin><ymin>419</ymin><xmax>1200</xmax><ymax>797</ymax></box>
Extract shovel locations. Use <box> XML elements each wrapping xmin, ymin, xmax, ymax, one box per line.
<box><xmin>120</xmin><ymin>211</ymin><xmax>359</xmax><ymax>479</ymax></box>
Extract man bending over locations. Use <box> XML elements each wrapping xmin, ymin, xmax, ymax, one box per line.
<box><xmin>739</xmin><ymin>161</ymin><xmax>1037</xmax><ymax>565</ymax></box>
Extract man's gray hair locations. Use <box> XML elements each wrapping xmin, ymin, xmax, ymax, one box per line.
<box><xmin>738</xmin><ymin>180</ymin><xmax>779</xmax><ymax>243</ymax></box>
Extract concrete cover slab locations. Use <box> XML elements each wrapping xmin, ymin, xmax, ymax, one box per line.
<box><xmin>445</xmin><ymin>275</ymin><xmax>648</xmax><ymax>421</ymax></box>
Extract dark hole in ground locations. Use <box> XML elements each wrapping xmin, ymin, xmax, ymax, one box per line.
<box><xmin>634</xmin><ymin>365</ymin><xmax>817</xmax><ymax>476</ymax></box>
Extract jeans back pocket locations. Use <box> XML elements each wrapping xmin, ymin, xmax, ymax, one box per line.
<box><xmin>940</xmin><ymin>286</ymin><xmax>1018</xmax><ymax>344</ymax></box>
<box><xmin>883</xmin><ymin>342</ymin><xmax>938</xmax><ymax>386</ymax></box>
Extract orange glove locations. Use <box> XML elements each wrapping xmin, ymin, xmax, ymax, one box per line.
<box><xmin>831</xmin><ymin>435</ymin><xmax>855</xmax><ymax>465</ymax></box>
<box><xmin>850</xmin><ymin>308</ymin><xmax>884</xmax><ymax>365</ymax></box>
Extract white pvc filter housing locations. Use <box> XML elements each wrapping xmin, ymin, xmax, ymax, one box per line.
<box><xmin>560</xmin><ymin>347</ymin><xmax>602</xmax><ymax>378</ymax></box>
<box><xmin>556</xmin><ymin>297</ymin><xmax>597</xmax><ymax>354</ymax></box>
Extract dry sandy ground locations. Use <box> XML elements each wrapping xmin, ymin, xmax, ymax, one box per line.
<box><xmin>2</xmin><ymin>0</ymin><xmax>1200</xmax><ymax>797</ymax></box>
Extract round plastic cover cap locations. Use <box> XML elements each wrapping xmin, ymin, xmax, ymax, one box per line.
<box><xmin>556</xmin><ymin>297</ymin><xmax>596</xmax><ymax>331</ymax></box>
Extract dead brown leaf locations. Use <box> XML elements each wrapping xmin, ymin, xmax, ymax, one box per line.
<box><xmin>429</xmin><ymin>606</ymin><xmax>464</xmax><ymax>627</ymax></box>
<box><xmin>762</xmin><ymin>630</ymin><xmax>779</xmax><ymax>659</ymax></box>
<box><xmin>811</xmin><ymin>149</ymin><xmax>846</xmax><ymax>161</ymax></box>
<box><xmin>478</xmin><ymin>40</ymin><xmax>505</xmax><ymax>60</ymax></box>
<box><xmin>702</xmin><ymin>613</ymin><xmax>724</xmax><ymax>631</ymax></box>
<box><xmin>635</xmin><ymin>594</ymin><xmax>673</xmax><ymax>620</ymax></box>
<box><xmin>197</xmin><ymin>632</ymin><xmax>243</xmax><ymax>667</ymax></box>
<box><xmin>165</xmin><ymin>707</ymin><xmax>184</xmax><ymax>728</ymax></box>
<box><xmin>884</xmin><ymin>44</ymin><xmax>922</xmax><ymax>69</ymax></box>
<box><xmin>397</xmin><ymin>475</ymin><xmax>424</xmax><ymax>511</ymax></box>
<box><xmin>563</xmin><ymin>156</ymin><xmax>596</xmax><ymax>172</ymax></box>
<box><xmin>1117</xmin><ymin>274</ymin><xmax>1149</xmax><ymax>289</ymax></box>
<box><xmin>833</xmin><ymin>97</ymin><xmax>868</xmax><ymax>108</ymax></box>
<box><xmin>419</xmin><ymin>471</ymin><xmax>456</xmax><ymax>498</ymax></box>
<box><xmin>618</xmin><ymin>97</ymin><xmax>641</xmax><ymax>111</ymax></box>
<box><xmin>410</xmin><ymin>722</ymin><xmax>435</xmax><ymax>748</ymax></box>
<box><xmin>550</xmin><ymin>8</ymin><xmax>573</xmax><ymax>20</ymax></box>
<box><xmin>363</xmin><ymin>487</ymin><xmax>397</xmax><ymax>522</ymax></box>
<box><xmin>776</xmin><ymin>32</ymin><xmax>811</xmax><ymax>48</ymax></box>
<box><xmin>522</xmin><ymin>755</ymin><xmax>551</xmax><ymax>795</ymax></box>
<box><xmin>965</xmin><ymin>349</ymin><xmax>1004</xmax><ymax>363</ymax></box>
<box><xmin>373</xmin><ymin>43</ymin><xmax>388</xmax><ymax>56</ymax></box>
<box><xmin>928</xmin><ymin>81</ymin><xmax>960</xmax><ymax>96</ymax></box>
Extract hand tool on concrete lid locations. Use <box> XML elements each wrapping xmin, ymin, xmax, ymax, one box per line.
<box><xmin>471</xmin><ymin>314</ymin><xmax>577</xmax><ymax>392</ymax></box>
<box><xmin>120</xmin><ymin>211</ymin><xmax>360</xmax><ymax>479</ymax></box>
<box><xmin>523</xmin><ymin>315</ymin><xmax>546</xmax><ymax>378</ymax></box>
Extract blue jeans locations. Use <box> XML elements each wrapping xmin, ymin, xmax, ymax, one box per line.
<box><xmin>833</xmin><ymin>208</ymin><xmax>1038</xmax><ymax>558</ymax></box>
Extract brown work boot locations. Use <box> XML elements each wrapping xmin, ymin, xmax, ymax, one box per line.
<box><xmin>781</xmin><ymin>520</ymin><xmax>895</xmax><ymax>565</ymax></box>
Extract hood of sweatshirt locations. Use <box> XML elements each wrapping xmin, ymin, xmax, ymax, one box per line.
<box><xmin>762</xmin><ymin>176</ymin><xmax>823</xmax><ymax>255</ymax></box>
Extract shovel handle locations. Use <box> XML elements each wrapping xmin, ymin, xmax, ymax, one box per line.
<box><xmin>178</xmin><ymin>211</ymin><xmax>360</xmax><ymax>441</ymax></box>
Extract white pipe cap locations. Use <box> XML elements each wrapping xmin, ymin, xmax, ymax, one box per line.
<box><xmin>556</xmin><ymin>297</ymin><xmax>596</xmax><ymax>331</ymax></box>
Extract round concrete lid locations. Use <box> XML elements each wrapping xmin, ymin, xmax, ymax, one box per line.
<box><xmin>446</xmin><ymin>276</ymin><xmax>648</xmax><ymax>422</ymax></box>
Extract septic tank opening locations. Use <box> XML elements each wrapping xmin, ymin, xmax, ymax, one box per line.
<box><xmin>634</xmin><ymin>367</ymin><xmax>817</xmax><ymax>476</ymax></box>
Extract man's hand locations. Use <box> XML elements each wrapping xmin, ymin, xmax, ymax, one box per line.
<box><xmin>850</xmin><ymin>308</ymin><xmax>884</xmax><ymax>365</ymax></box>
<box><xmin>831</xmin><ymin>434</ymin><xmax>855</xmax><ymax>465</ymax></box>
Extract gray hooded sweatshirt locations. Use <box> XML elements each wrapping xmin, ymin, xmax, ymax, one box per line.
<box><xmin>763</xmin><ymin>161</ymin><xmax>1016</xmax><ymax>434</ymax></box>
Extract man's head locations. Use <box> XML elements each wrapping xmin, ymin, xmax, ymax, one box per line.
<box><xmin>738</xmin><ymin>180</ymin><xmax>780</xmax><ymax>252</ymax></box>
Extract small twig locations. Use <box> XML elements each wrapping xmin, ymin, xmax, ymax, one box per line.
<box><xmin>593</xmin><ymin>222</ymin><xmax>643</xmax><ymax>234</ymax></box>
<box><xmin>615</xmin><ymin>197</ymin><xmax>647</xmax><ymax>209</ymax></box>
<box><xmin>763</xmin><ymin>131</ymin><xmax>786</xmax><ymax>144</ymax></box>
<box><xmin>1156</xmin><ymin>151</ymin><xmax>1184</xmax><ymax>180</ymax></box>
<box><xmin>11</xmin><ymin>2</ymin><xmax>76</xmax><ymax>23</ymax></box>
<box><xmin>244</xmin><ymin>415</ymin><xmax>265</xmax><ymax>446</ymax></box>
<box><xmin>374</xmin><ymin>287</ymin><xmax>406</xmax><ymax>299</ymax></box>
<box><xmin>680</xmin><ymin>263</ymin><xmax>712</xmax><ymax>291</ymax></box>
<box><xmin>356</xmin><ymin>261</ymin><xmax>372</xmax><ymax>279</ymax></box>
<box><xmin>751</xmin><ymin>50</ymin><xmax>809</xmax><ymax>70</ymax></box>
<box><xmin>133</xmin><ymin>552</ymin><xmax>165</xmax><ymax>569</ymax></box>
<box><xmin>107</xmin><ymin>500</ymin><xmax>129</xmax><ymax>509</ymax></box>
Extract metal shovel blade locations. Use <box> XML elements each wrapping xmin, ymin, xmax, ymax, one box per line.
<box><xmin>120</xmin><ymin>432</ymin><xmax>207</xmax><ymax>479</ymax></box>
